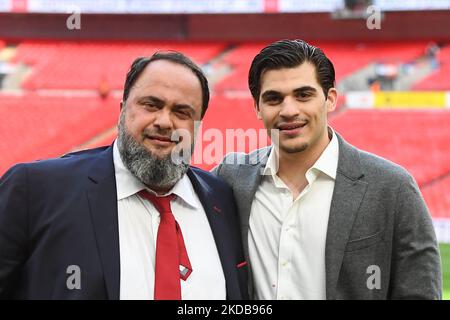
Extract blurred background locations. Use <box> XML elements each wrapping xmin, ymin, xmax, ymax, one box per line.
<box><xmin>0</xmin><ymin>0</ymin><xmax>449</xmax><ymax>298</ymax></box>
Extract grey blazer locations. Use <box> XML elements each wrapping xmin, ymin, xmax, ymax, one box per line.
<box><xmin>212</xmin><ymin>133</ymin><xmax>442</xmax><ymax>299</ymax></box>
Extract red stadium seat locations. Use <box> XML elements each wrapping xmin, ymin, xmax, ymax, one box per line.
<box><xmin>0</xmin><ymin>93</ymin><xmax>120</xmax><ymax>174</ymax></box>
<box><xmin>13</xmin><ymin>41</ymin><xmax>225</xmax><ymax>90</ymax></box>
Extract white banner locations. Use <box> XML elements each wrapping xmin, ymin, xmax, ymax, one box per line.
<box><xmin>0</xmin><ymin>0</ymin><xmax>10</xmax><ymax>11</ymax></box>
<box><xmin>346</xmin><ymin>91</ymin><xmax>375</xmax><ymax>109</ymax></box>
<box><xmin>1</xmin><ymin>0</ymin><xmax>450</xmax><ymax>14</ymax></box>
<box><xmin>27</xmin><ymin>0</ymin><xmax>265</xmax><ymax>14</ymax></box>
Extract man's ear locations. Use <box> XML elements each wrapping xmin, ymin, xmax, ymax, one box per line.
<box><xmin>118</xmin><ymin>100</ymin><xmax>125</xmax><ymax>126</ymax></box>
<box><xmin>254</xmin><ymin>100</ymin><xmax>262</xmax><ymax>120</ymax></box>
<box><xmin>326</xmin><ymin>88</ymin><xmax>338</xmax><ymax>113</ymax></box>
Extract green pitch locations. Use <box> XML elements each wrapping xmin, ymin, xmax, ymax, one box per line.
<box><xmin>441</xmin><ymin>243</ymin><xmax>450</xmax><ymax>300</ymax></box>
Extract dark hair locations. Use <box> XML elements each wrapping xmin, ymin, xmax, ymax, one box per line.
<box><xmin>248</xmin><ymin>39</ymin><xmax>335</xmax><ymax>104</ymax></box>
<box><xmin>123</xmin><ymin>51</ymin><xmax>210</xmax><ymax>118</ymax></box>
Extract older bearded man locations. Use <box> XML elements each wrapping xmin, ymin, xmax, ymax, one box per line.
<box><xmin>0</xmin><ymin>51</ymin><xmax>248</xmax><ymax>300</ymax></box>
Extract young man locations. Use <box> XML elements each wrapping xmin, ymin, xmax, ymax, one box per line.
<box><xmin>0</xmin><ymin>52</ymin><xmax>247</xmax><ymax>300</ymax></box>
<box><xmin>213</xmin><ymin>40</ymin><xmax>442</xmax><ymax>300</ymax></box>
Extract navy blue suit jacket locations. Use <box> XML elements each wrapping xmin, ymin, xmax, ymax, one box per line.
<box><xmin>0</xmin><ymin>145</ymin><xmax>248</xmax><ymax>299</ymax></box>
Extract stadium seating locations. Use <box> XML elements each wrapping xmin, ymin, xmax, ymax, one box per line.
<box><xmin>412</xmin><ymin>45</ymin><xmax>450</xmax><ymax>90</ymax></box>
<box><xmin>13</xmin><ymin>41</ymin><xmax>226</xmax><ymax>90</ymax></box>
<box><xmin>0</xmin><ymin>93</ymin><xmax>119</xmax><ymax>173</ymax></box>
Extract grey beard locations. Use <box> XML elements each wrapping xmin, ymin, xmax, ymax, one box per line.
<box><xmin>117</xmin><ymin>114</ymin><xmax>189</xmax><ymax>191</ymax></box>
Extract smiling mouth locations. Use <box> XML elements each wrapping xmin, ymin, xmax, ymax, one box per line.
<box><xmin>277</xmin><ymin>122</ymin><xmax>308</xmax><ymax>131</ymax></box>
<box><xmin>146</xmin><ymin>135</ymin><xmax>178</xmax><ymax>144</ymax></box>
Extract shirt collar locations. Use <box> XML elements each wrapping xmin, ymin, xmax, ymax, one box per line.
<box><xmin>263</xmin><ymin>126</ymin><xmax>339</xmax><ymax>181</ymax></box>
<box><xmin>263</xmin><ymin>143</ymin><xmax>279</xmax><ymax>176</ymax></box>
<box><xmin>313</xmin><ymin>127</ymin><xmax>339</xmax><ymax>180</ymax></box>
<box><xmin>112</xmin><ymin>140</ymin><xmax>199</xmax><ymax>209</ymax></box>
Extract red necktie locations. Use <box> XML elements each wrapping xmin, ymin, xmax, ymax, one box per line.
<box><xmin>138</xmin><ymin>190</ymin><xmax>192</xmax><ymax>300</ymax></box>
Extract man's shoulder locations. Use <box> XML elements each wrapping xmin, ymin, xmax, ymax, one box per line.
<box><xmin>61</xmin><ymin>146</ymin><xmax>111</xmax><ymax>159</ymax></box>
<box><xmin>221</xmin><ymin>146</ymin><xmax>271</xmax><ymax>167</ymax></box>
<box><xmin>3</xmin><ymin>146</ymin><xmax>111</xmax><ymax>180</ymax></box>
<box><xmin>360</xmin><ymin>150</ymin><xmax>410</xmax><ymax>177</ymax></box>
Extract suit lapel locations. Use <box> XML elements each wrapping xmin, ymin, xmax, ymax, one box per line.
<box><xmin>85</xmin><ymin>146</ymin><xmax>121</xmax><ymax>300</ymax></box>
<box><xmin>325</xmin><ymin>134</ymin><xmax>368</xmax><ymax>299</ymax></box>
<box><xmin>187</xmin><ymin>169</ymin><xmax>242</xmax><ymax>299</ymax></box>
<box><xmin>231</xmin><ymin>147</ymin><xmax>270</xmax><ymax>260</ymax></box>
<box><xmin>234</xmin><ymin>165</ymin><xmax>264</xmax><ymax>259</ymax></box>
<box><xmin>233</xmin><ymin>148</ymin><xmax>270</xmax><ymax>298</ymax></box>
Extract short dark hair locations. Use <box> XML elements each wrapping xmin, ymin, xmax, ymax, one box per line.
<box><xmin>122</xmin><ymin>51</ymin><xmax>210</xmax><ymax>118</ymax></box>
<box><xmin>248</xmin><ymin>39</ymin><xmax>335</xmax><ymax>104</ymax></box>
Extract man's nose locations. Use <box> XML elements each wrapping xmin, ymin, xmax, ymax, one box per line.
<box><xmin>153</xmin><ymin>108</ymin><xmax>173</xmax><ymax>130</ymax></box>
<box><xmin>279</xmin><ymin>96</ymin><xmax>300</xmax><ymax>119</ymax></box>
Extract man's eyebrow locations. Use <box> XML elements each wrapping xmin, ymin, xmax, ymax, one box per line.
<box><xmin>293</xmin><ymin>86</ymin><xmax>318</xmax><ymax>94</ymax></box>
<box><xmin>138</xmin><ymin>96</ymin><xmax>165</xmax><ymax>106</ymax></box>
<box><xmin>261</xmin><ymin>90</ymin><xmax>282</xmax><ymax>99</ymax></box>
<box><xmin>261</xmin><ymin>86</ymin><xmax>318</xmax><ymax>99</ymax></box>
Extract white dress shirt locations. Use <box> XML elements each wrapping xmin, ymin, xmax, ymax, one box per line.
<box><xmin>112</xmin><ymin>141</ymin><xmax>226</xmax><ymax>300</ymax></box>
<box><xmin>249</xmin><ymin>128</ymin><xmax>339</xmax><ymax>300</ymax></box>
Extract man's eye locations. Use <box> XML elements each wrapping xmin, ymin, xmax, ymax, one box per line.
<box><xmin>176</xmin><ymin>110</ymin><xmax>191</xmax><ymax>118</ymax></box>
<box><xmin>265</xmin><ymin>96</ymin><xmax>282</xmax><ymax>104</ymax></box>
<box><xmin>297</xmin><ymin>92</ymin><xmax>311</xmax><ymax>100</ymax></box>
<box><xmin>143</xmin><ymin>103</ymin><xmax>158</xmax><ymax>109</ymax></box>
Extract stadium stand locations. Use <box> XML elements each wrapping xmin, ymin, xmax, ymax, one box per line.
<box><xmin>0</xmin><ymin>93</ymin><xmax>119</xmax><ymax>173</ymax></box>
<box><xmin>412</xmin><ymin>45</ymin><xmax>450</xmax><ymax>90</ymax></box>
<box><xmin>12</xmin><ymin>41</ymin><xmax>226</xmax><ymax>90</ymax></box>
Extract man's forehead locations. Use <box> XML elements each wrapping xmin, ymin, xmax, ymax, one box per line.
<box><xmin>260</xmin><ymin>63</ymin><xmax>320</xmax><ymax>92</ymax></box>
<box><xmin>137</xmin><ymin>60</ymin><xmax>200</xmax><ymax>84</ymax></box>
<box><xmin>129</xmin><ymin>60</ymin><xmax>202</xmax><ymax>96</ymax></box>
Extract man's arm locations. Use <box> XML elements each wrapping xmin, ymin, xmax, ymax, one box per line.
<box><xmin>389</xmin><ymin>173</ymin><xmax>442</xmax><ymax>299</ymax></box>
<box><xmin>0</xmin><ymin>165</ymin><xmax>29</xmax><ymax>298</ymax></box>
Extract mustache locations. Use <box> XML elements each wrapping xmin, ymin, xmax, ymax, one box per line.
<box><xmin>142</xmin><ymin>128</ymin><xmax>183</xmax><ymax>143</ymax></box>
